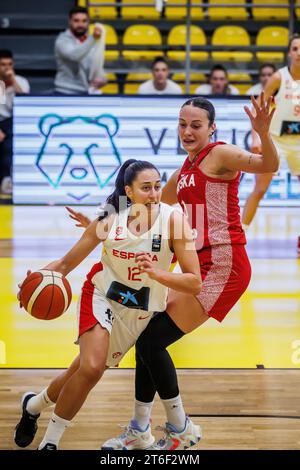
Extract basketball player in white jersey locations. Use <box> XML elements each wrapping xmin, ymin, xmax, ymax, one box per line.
<box><xmin>242</xmin><ymin>33</ymin><xmax>300</xmax><ymax>251</ymax></box>
<box><xmin>14</xmin><ymin>159</ymin><xmax>202</xmax><ymax>450</ymax></box>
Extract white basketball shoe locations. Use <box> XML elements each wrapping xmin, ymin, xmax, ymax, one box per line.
<box><xmin>150</xmin><ymin>417</ymin><xmax>201</xmax><ymax>450</ymax></box>
<box><xmin>101</xmin><ymin>420</ymin><xmax>155</xmax><ymax>450</ymax></box>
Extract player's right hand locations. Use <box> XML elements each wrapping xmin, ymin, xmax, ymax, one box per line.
<box><xmin>65</xmin><ymin>206</ymin><xmax>91</xmax><ymax>228</ymax></box>
<box><xmin>18</xmin><ymin>270</ymin><xmax>32</xmax><ymax>307</ymax></box>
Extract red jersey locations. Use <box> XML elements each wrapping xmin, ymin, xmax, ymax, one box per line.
<box><xmin>177</xmin><ymin>142</ymin><xmax>246</xmax><ymax>251</ymax></box>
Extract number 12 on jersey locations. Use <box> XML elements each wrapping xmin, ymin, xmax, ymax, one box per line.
<box><xmin>128</xmin><ymin>267</ymin><xmax>142</xmax><ymax>281</ymax></box>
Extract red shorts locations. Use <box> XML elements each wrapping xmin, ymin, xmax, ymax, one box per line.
<box><xmin>196</xmin><ymin>244</ymin><xmax>251</xmax><ymax>322</ymax></box>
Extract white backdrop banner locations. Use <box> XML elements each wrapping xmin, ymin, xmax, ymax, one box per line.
<box><xmin>13</xmin><ymin>95</ymin><xmax>300</xmax><ymax>205</ymax></box>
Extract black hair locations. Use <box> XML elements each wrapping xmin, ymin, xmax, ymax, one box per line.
<box><xmin>259</xmin><ymin>63</ymin><xmax>276</xmax><ymax>74</ymax></box>
<box><xmin>69</xmin><ymin>6</ymin><xmax>88</xmax><ymax>18</ymax></box>
<box><xmin>210</xmin><ymin>64</ymin><xmax>228</xmax><ymax>78</ymax></box>
<box><xmin>288</xmin><ymin>33</ymin><xmax>300</xmax><ymax>51</ymax></box>
<box><xmin>181</xmin><ymin>97</ymin><xmax>215</xmax><ymax>126</ymax></box>
<box><xmin>98</xmin><ymin>159</ymin><xmax>160</xmax><ymax>221</ymax></box>
<box><xmin>151</xmin><ymin>56</ymin><xmax>169</xmax><ymax>69</ymax></box>
<box><xmin>0</xmin><ymin>50</ymin><xmax>13</xmax><ymax>60</ymax></box>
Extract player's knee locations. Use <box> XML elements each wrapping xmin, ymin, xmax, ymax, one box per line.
<box><xmin>79</xmin><ymin>360</ymin><xmax>105</xmax><ymax>385</ymax></box>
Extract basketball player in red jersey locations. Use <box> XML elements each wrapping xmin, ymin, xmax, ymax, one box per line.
<box><xmin>65</xmin><ymin>93</ymin><xmax>279</xmax><ymax>450</ymax></box>
<box><xmin>121</xmin><ymin>93</ymin><xmax>278</xmax><ymax>450</ymax></box>
<box><xmin>153</xmin><ymin>93</ymin><xmax>278</xmax><ymax>333</ymax></box>
<box><xmin>242</xmin><ymin>34</ymin><xmax>300</xmax><ymax>251</ymax></box>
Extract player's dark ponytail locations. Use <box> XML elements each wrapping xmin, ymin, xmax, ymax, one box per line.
<box><xmin>98</xmin><ymin>159</ymin><xmax>160</xmax><ymax>221</ymax></box>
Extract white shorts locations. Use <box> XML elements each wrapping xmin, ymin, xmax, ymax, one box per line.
<box><xmin>76</xmin><ymin>279</ymin><xmax>153</xmax><ymax>367</ymax></box>
<box><xmin>272</xmin><ymin>134</ymin><xmax>300</xmax><ymax>176</ymax></box>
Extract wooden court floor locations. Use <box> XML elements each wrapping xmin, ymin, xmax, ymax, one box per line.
<box><xmin>1</xmin><ymin>205</ymin><xmax>300</xmax><ymax>449</ymax></box>
<box><xmin>1</xmin><ymin>369</ymin><xmax>300</xmax><ymax>450</ymax></box>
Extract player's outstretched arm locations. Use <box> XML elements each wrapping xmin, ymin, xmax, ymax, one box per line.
<box><xmin>43</xmin><ymin>215</ymin><xmax>114</xmax><ymax>276</ymax></box>
<box><xmin>216</xmin><ymin>92</ymin><xmax>279</xmax><ymax>174</ymax></box>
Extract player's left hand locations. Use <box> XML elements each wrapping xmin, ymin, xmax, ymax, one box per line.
<box><xmin>65</xmin><ymin>206</ymin><xmax>91</xmax><ymax>228</ymax></box>
<box><xmin>244</xmin><ymin>91</ymin><xmax>276</xmax><ymax>135</ymax></box>
<box><xmin>17</xmin><ymin>269</ymin><xmax>32</xmax><ymax>308</ymax></box>
<box><xmin>135</xmin><ymin>252</ymin><xmax>157</xmax><ymax>279</ymax></box>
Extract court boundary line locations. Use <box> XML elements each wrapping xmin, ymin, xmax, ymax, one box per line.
<box><xmin>190</xmin><ymin>414</ymin><xmax>300</xmax><ymax>420</ymax></box>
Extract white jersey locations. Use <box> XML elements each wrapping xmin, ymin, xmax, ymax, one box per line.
<box><xmin>269</xmin><ymin>66</ymin><xmax>300</xmax><ymax>137</ymax></box>
<box><xmin>91</xmin><ymin>203</ymin><xmax>176</xmax><ymax>312</ymax></box>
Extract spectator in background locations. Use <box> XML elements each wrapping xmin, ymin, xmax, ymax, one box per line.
<box><xmin>195</xmin><ymin>64</ymin><xmax>239</xmax><ymax>96</ymax></box>
<box><xmin>54</xmin><ymin>7</ymin><xmax>107</xmax><ymax>95</ymax></box>
<box><xmin>246</xmin><ymin>63</ymin><xmax>276</xmax><ymax>96</ymax></box>
<box><xmin>0</xmin><ymin>50</ymin><xmax>30</xmax><ymax>195</ymax></box>
<box><xmin>138</xmin><ymin>57</ymin><xmax>182</xmax><ymax>95</ymax></box>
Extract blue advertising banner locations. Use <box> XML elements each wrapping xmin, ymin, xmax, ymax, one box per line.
<box><xmin>13</xmin><ymin>96</ymin><xmax>300</xmax><ymax>205</ymax></box>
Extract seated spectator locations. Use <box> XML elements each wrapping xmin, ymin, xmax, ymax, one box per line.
<box><xmin>0</xmin><ymin>50</ymin><xmax>30</xmax><ymax>195</ymax></box>
<box><xmin>195</xmin><ymin>65</ymin><xmax>239</xmax><ymax>96</ymax></box>
<box><xmin>246</xmin><ymin>63</ymin><xmax>276</xmax><ymax>96</ymax></box>
<box><xmin>54</xmin><ymin>6</ymin><xmax>107</xmax><ymax>95</ymax></box>
<box><xmin>138</xmin><ymin>57</ymin><xmax>182</xmax><ymax>95</ymax></box>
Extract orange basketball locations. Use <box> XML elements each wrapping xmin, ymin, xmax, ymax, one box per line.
<box><xmin>19</xmin><ymin>270</ymin><xmax>72</xmax><ymax>320</ymax></box>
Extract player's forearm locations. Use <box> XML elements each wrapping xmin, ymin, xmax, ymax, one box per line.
<box><xmin>43</xmin><ymin>222</ymin><xmax>101</xmax><ymax>276</ymax></box>
<box><xmin>152</xmin><ymin>269</ymin><xmax>202</xmax><ymax>295</ymax></box>
<box><xmin>43</xmin><ymin>246</ymin><xmax>92</xmax><ymax>277</ymax></box>
<box><xmin>43</xmin><ymin>260</ymin><xmax>68</xmax><ymax>277</ymax></box>
<box><xmin>257</xmin><ymin>131</ymin><xmax>279</xmax><ymax>172</ymax></box>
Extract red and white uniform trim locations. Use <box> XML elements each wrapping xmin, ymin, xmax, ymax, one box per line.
<box><xmin>177</xmin><ymin>142</ymin><xmax>251</xmax><ymax>322</ymax></box>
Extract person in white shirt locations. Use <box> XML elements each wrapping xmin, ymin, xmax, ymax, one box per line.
<box><xmin>0</xmin><ymin>49</ymin><xmax>30</xmax><ymax>194</ymax></box>
<box><xmin>246</xmin><ymin>63</ymin><xmax>276</xmax><ymax>96</ymax></box>
<box><xmin>138</xmin><ymin>57</ymin><xmax>182</xmax><ymax>95</ymax></box>
<box><xmin>195</xmin><ymin>64</ymin><xmax>239</xmax><ymax>96</ymax></box>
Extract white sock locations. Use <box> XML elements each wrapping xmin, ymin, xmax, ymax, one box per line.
<box><xmin>161</xmin><ymin>395</ymin><xmax>186</xmax><ymax>431</ymax></box>
<box><xmin>242</xmin><ymin>223</ymin><xmax>249</xmax><ymax>233</ymax></box>
<box><xmin>26</xmin><ymin>388</ymin><xmax>55</xmax><ymax>416</ymax></box>
<box><xmin>38</xmin><ymin>412</ymin><xmax>70</xmax><ymax>449</ymax></box>
<box><xmin>132</xmin><ymin>399</ymin><xmax>153</xmax><ymax>430</ymax></box>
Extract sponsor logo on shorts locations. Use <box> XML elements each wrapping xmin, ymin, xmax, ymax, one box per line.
<box><xmin>105</xmin><ymin>308</ymin><xmax>113</xmax><ymax>325</ymax></box>
<box><xmin>112</xmin><ymin>351</ymin><xmax>122</xmax><ymax>359</ymax></box>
